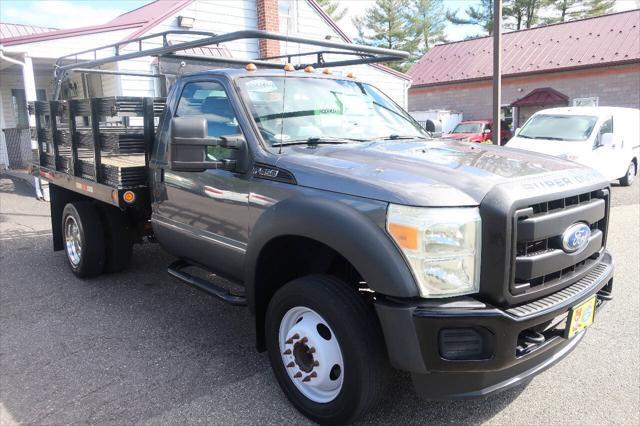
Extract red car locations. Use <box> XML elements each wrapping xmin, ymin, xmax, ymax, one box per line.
<box><xmin>443</xmin><ymin>120</ymin><xmax>512</xmax><ymax>145</ymax></box>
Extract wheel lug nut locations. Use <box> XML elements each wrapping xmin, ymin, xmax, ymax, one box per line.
<box><xmin>302</xmin><ymin>372</ymin><xmax>317</xmax><ymax>382</ymax></box>
<box><xmin>300</xmin><ymin>337</ymin><xmax>308</xmax><ymax>344</ymax></box>
<box><xmin>285</xmin><ymin>333</ymin><xmax>300</xmax><ymax>344</ymax></box>
<box><xmin>308</xmin><ymin>347</ymin><xmax>316</xmax><ymax>354</ymax></box>
<box><xmin>313</xmin><ymin>360</ymin><xmax>319</xmax><ymax>367</ymax></box>
<box><xmin>286</xmin><ymin>362</ymin><xmax>295</xmax><ymax>368</ymax></box>
<box><xmin>282</xmin><ymin>349</ymin><xmax>292</xmax><ymax>355</ymax></box>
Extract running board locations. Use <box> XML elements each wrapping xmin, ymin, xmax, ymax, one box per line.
<box><xmin>168</xmin><ymin>260</ymin><xmax>247</xmax><ymax>306</ymax></box>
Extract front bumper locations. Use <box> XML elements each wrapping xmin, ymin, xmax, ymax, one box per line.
<box><xmin>375</xmin><ymin>252</ymin><xmax>614</xmax><ymax>399</ymax></box>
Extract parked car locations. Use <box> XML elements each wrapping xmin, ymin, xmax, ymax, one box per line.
<box><xmin>507</xmin><ymin>107</ymin><xmax>639</xmax><ymax>186</ymax></box>
<box><xmin>443</xmin><ymin>119</ymin><xmax>512</xmax><ymax>144</ymax></box>
<box><xmin>30</xmin><ymin>31</ymin><xmax>616</xmax><ymax>424</ymax></box>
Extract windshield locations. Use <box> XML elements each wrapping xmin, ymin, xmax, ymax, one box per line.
<box><xmin>236</xmin><ymin>76</ymin><xmax>428</xmax><ymax>146</ymax></box>
<box><xmin>518</xmin><ymin>114</ymin><xmax>598</xmax><ymax>141</ymax></box>
<box><xmin>451</xmin><ymin>123</ymin><xmax>483</xmax><ymax>134</ymax></box>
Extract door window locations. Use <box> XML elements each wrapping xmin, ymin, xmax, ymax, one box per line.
<box><xmin>175</xmin><ymin>81</ymin><xmax>241</xmax><ymax>161</ymax></box>
<box><xmin>595</xmin><ymin>117</ymin><xmax>613</xmax><ymax>148</ymax></box>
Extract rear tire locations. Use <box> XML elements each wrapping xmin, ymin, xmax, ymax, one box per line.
<box><xmin>265</xmin><ymin>275</ymin><xmax>388</xmax><ymax>424</ymax></box>
<box><xmin>619</xmin><ymin>161</ymin><xmax>636</xmax><ymax>186</ymax></box>
<box><xmin>62</xmin><ymin>202</ymin><xmax>106</xmax><ymax>278</ymax></box>
<box><xmin>100</xmin><ymin>205</ymin><xmax>133</xmax><ymax>273</ymax></box>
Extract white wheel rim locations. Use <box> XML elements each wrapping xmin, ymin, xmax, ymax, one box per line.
<box><xmin>279</xmin><ymin>306</ymin><xmax>344</xmax><ymax>403</ymax></box>
<box><xmin>64</xmin><ymin>215</ymin><xmax>82</xmax><ymax>266</ymax></box>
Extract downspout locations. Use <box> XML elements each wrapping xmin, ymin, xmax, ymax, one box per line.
<box><xmin>0</xmin><ymin>46</ymin><xmax>45</xmax><ymax>198</ymax></box>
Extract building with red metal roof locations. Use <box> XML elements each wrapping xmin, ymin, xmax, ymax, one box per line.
<box><xmin>407</xmin><ymin>9</ymin><xmax>640</xmax><ymax>129</ymax></box>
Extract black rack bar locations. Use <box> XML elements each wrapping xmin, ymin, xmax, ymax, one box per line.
<box><xmin>53</xmin><ymin>30</ymin><xmax>408</xmax><ymax>99</ymax></box>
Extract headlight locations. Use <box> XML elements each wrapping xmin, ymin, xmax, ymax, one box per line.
<box><xmin>386</xmin><ymin>205</ymin><xmax>481</xmax><ymax>297</ymax></box>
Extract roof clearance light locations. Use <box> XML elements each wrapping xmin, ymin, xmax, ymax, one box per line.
<box><xmin>323</xmin><ymin>68</ymin><xmax>332</xmax><ymax>74</ymax></box>
<box><xmin>245</xmin><ymin>63</ymin><xmax>257</xmax><ymax>71</ymax></box>
<box><xmin>304</xmin><ymin>65</ymin><xmax>315</xmax><ymax>73</ymax></box>
<box><xmin>123</xmin><ymin>191</ymin><xmax>136</xmax><ymax>204</ymax></box>
<box><xmin>346</xmin><ymin>71</ymin><xmax>355</xmax><ymax>78</ymax></box>
<box><xmin>284</xmin><ymin>63</ymin><xmax>295</xmax><ymax>71</ymax></box>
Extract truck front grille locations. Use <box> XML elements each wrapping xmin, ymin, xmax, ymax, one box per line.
<box><xmin>510</xmin><ymin>189</ymin><xmax>609</xmax><ymax>298</ymax></box>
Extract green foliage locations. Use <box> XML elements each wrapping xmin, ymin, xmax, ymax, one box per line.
<box><xmin>353</xmin><ymin>0</ymin><xmax>415</xmax><ymax>71</ymax></box>
<box><xmin>579</xmin><ymin>0</ymin><xmax>616</xmax><ymax>18</ymax></box>
<box><xmin>504</xmin><ymin>0</ymin><xmax>550</xmax><ymax>30</ymax></box>
<box><xmin>542</xmin><ymin>0</ymin><xmax>583</xmax><ymax>23</ymax></box>
<box><xmin>405</xmin><ymin>0</ymin><xmax>447</xmax><ymax>57</ymax></box>
<box><xmin>445</xmin><ymin>0</ymin><xmax>494</xmax><ymax>35</ymax></box>
<box><xmin>315</xmin><ymin>0</ymin><xmax>348</xmax><ymax>22</ymax></box>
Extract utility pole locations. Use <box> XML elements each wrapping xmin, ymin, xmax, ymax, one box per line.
<box><xmin>492</xmin><ymin>0</ymin><xmax>502</xmax><ymax>145</ymax></box>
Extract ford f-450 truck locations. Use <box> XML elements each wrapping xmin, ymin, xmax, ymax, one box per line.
<box><xmin>31</xmin><ymin>31</ymin><xmax>614</xmax><ymax>424</ymax></box>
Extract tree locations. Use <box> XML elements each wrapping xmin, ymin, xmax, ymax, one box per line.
<box><xmin>353</xmin><ymin>0</ymin><xmax>415</xmax><ymax>71</ymax></box>
<box><xmin>579</xmin><ymin>0</ymin><xmax>615</xmax><ymax>18</ymax></box>
<box><xmin>405</xmin><ymin>0</ymin><xmax>447</xmax><ymax>57</ymax></box>
<box><xmin>446</xmin><ymin>0</ymin><xmax>494</xmax><ymax>35</ymax></box>
<box><xmin>543</xmin><ymin>0</ymin><xmax>583</xmax><ymax>23</ymax></box>
<box><xmin>504</xmin><ymin>0</ymin><xmax>549</xmax><ymax>30</ymax></box>
<box><xmin>315</xmin><ymin>0</ymin><xmax>348</xmax><ymax>22</ymax></box>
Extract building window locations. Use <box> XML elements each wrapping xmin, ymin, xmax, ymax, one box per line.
<box><xmin>573</xmin><ymin>97</ymin><xmax>599</xmax><ymax>107</ymax></box>
<box><xmin>11</xmin><ymin>88</ymin><xmax>46</xmax><ymax>128</ymax></box>
<box><xmin>501</xmin><ymin>105</ymin><xmax>514</xmax><ymax>130</ymax></box>
<box><xmin>279</xmin><ymin>0</ymin><xmax>298</xmax><ymax>34</ymax></box>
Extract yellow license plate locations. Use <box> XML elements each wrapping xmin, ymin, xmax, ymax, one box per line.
<box><xmin>566</xmin><ymin>296</ymin><xmax>596</xmax><ymax>338</ymax></box>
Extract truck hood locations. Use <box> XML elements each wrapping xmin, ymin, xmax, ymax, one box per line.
<box><xmin>442</xmin><ymin>133</ymin><xmax>477</xmax><ymax>141</ymax></box>
<box><xmin>274</xmin><ymin>139</ymin><xmax>598</xmax><ymax>206</ymax></box>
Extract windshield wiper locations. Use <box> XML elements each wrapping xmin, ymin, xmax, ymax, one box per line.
<box><xmin>533</xmin><ymin>136</ymin><xmax>566</xmax><ymax>141</ymax></box>
<box><xmin>374</xmin><ymin>134</ymin><xmax>429</xmax><ymax>140</ymax></box>
<box><xmin>277</xmin><ymin>137</ymin><xmax>363</xmax><ymax>146</ymax></box>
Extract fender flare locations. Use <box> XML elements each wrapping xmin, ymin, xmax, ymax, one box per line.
<box><xmin>245</xmin><ymin>196</ymin><xmax>419</xmax><ymax>315</ymax></box>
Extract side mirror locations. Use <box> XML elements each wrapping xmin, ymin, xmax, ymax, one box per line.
<box><xmin>599</xmin><ymin>132</ymin><xmax>619</xmax><ymax>148</ymax></box>
<box><xmin>169</xmin><ymin>117</ymin><xmax>246</xmax><ymax>172</ymax></box>
<box><xmin>483</xmin><ymin>128</ymin><xmax>491</xmax><ymax>134</ymax></box>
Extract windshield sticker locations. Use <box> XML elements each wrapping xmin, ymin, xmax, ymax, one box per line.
<box><xmin>245</xmin><ymin>79</ymin><xmax>278</xmax><ymax>93</ymax></box>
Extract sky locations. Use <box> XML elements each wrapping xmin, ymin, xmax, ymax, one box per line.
<box><xmin>1</xmin><ymin>0</ymin><xmax>639</xmax><ymax>42</ymax></box>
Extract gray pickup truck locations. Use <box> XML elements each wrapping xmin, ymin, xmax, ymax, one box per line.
<box><xmin>32</xmin><ymin>31</ymin><xmax>614</xmax><ymax>424</ymax></box>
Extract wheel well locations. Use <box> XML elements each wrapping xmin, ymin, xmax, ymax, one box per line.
<box><xmin>632</xmin><ymin>157</ymin><xmax>638</xmax><ymax>174</ymax></box>
<box><xmin>253</xmin><ymin>236</ymin><xmax>366</xmax><ymax>351</ymax></box>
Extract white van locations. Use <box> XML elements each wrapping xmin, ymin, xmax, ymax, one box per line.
<box><xmin>506</xmin><ymin>107</ymin><xmax>639</xmax><ymax>186</ymax></box>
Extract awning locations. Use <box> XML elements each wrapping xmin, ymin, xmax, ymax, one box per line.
<box><xmin>511</xmin><ymin>87</ymin><xmax>569</xmax><ymax>107</ymax></box>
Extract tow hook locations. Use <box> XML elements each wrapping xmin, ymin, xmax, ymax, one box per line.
<box><xmin>597</xmin><ymin>290</ymin><xmax>613</xmax><ymax>301</ymax></box>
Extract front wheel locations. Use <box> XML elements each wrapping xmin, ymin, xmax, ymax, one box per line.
<box><xmin>619</xmin><ymin>161</ymin><xmax>636</xmax><ymax>186</ymax></box>
<box><xmin>265</xmin><ymin>275</ymin><xmax>388</xmax><ymax>424</ymax></box>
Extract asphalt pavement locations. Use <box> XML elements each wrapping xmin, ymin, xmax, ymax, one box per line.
<box><xmin>1</xmin><ymin>174</ymin><xmax>638</xmax><ymax>425</ymax></box>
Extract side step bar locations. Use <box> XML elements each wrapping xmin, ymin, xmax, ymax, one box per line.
<box><xmin>168</xmin><ymin>259</ymin><xmax>247</xmax><ymax>306</ymax></box>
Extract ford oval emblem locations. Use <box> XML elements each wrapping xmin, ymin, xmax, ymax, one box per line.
<box><xmin>561</xmin><ymin>223</ymin><xmax>591</xmax><ymax>253</ymax></box>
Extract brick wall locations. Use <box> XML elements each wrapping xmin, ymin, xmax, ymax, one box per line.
<box><xmin>256</xmin><ymin>0</ymin><xmax>280</xmax><ymax>59</ymax></box>
<box><xmin>408</xmin><ymin>63</ymin><xmax>640</xmax><ymax>124</ymax></box>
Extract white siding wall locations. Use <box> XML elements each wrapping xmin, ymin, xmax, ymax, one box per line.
<box><xmin>1</xmin><ymin>29</ymin><xmax>135</xmax><ymax>60</ymax></box>
<box><xmin>115</xmin><ymin>0</ymin><xmax>259</xmax><ymax>98</ymax></box>
<box><xmin>0</xmin><ymin>69</ymin><xmax>53</xmax><ymax>128</ymax></box>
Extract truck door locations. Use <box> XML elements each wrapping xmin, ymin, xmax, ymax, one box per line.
<box><xmin>153</xmin><ymin>79</ymin><xmax>249</xmax><ymax>280</ymax></box>
<box><xmin>590</xmin><ymin>116</ymin><xmax>623</xmax><ymax>180</ymax></box>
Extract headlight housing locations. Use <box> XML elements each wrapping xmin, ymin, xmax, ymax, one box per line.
<box><xmin>387</xmin><ymin>205</ymin><xmax>481</xmax><ymax>298</ymax></box>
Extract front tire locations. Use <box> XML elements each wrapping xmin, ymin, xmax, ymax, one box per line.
<box><xmin>62</xmin><ymin>202</ymin><xmax>105</xmax><ymax>277</ymax></box>
<box><xmin>265</xmin><ymin>275</ymin><xmax>388</xmax><ymax>424</ymax></box>
<box><xmin>619</xmin><ymin>161</ymin><xmax>636</xmax><ymax>186</ymax></box>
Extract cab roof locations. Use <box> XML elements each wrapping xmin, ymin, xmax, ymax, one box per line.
<box><xmin>533</xmin><ymin>106</ymin><xmax>640</xmax><ymax>117</ymax></box>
